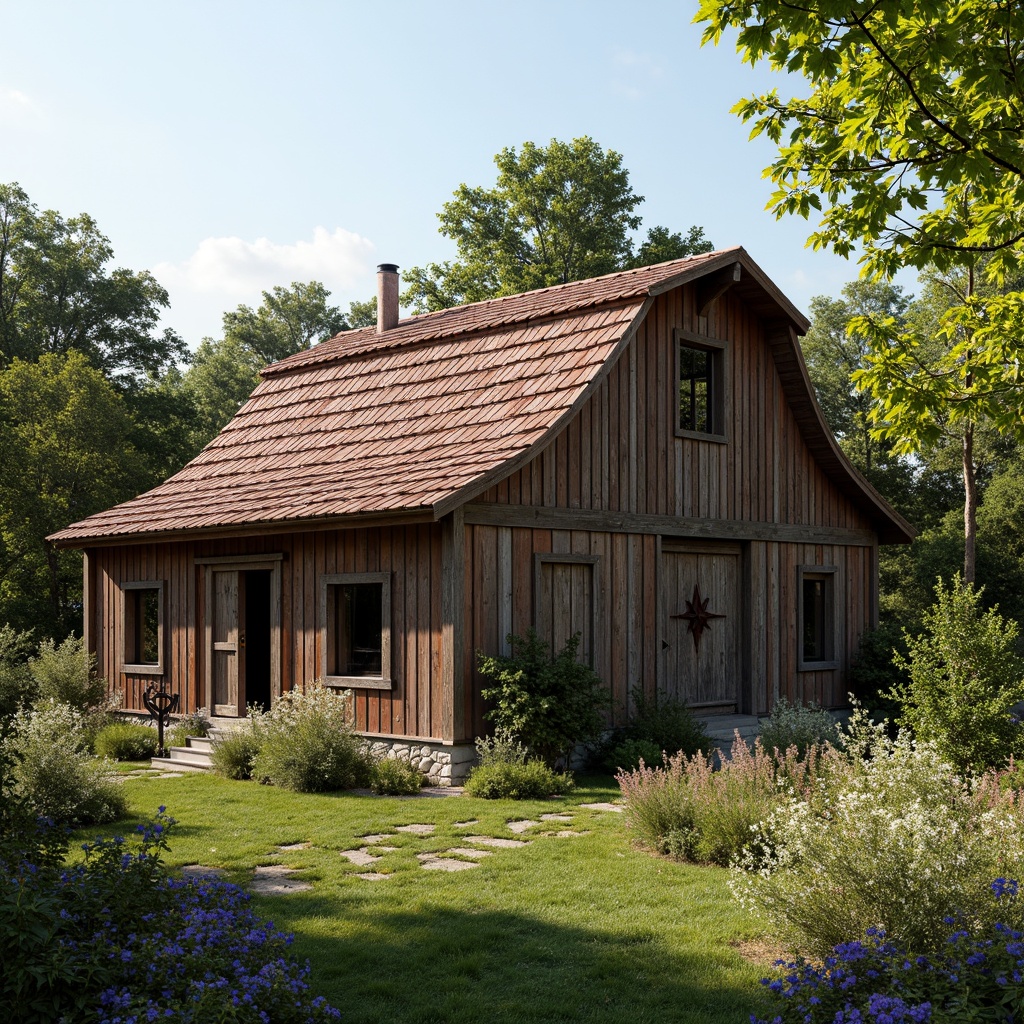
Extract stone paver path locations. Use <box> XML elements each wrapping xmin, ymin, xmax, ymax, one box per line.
<box><xmin>251</xmin><ymin>864</ymin><xmax>312</xmax><ymax>895</ymax></box>
<box><xmin>507</xmin><ymin>819</ymin><xmax>539</xmax><ymax>833</ymax></box>
<box><xmin>360</xmin><ymin>833</ymin><xmax>396</xmax><ymax>843</ymax></box>
<box><xmin>181</xmin><ymin>864</ymin><xmax>224</xmax><ymax>881</ymax></box>
<box><xmin>540</xmin><ymin>813</ymin><xmax>573</xmax><ymax>822</ymax></box>
<box><xmin>579</xmin><ymin>802</ymin><xmax>623</xmax><ymax>813</ymax></box>
<box><xmin>464</xmin><ymin>835</ymin><xmax>530</xmax><ymax>849</ymax></box>
<box><xmin>395</xmin><ymin>823</ymin><xmax>436</xmax><ymax>834</ymax></box>
<box><xmin>340</xmin><ymin>847</ymin><xmax>382</xmax><ymax>867</ymax></box>
<box><xmin>278</xmin><ymin>842</ymin><xmax>311</xmax><ymax>852</ymax></box>
<box><xmin>357</xmin><ymin>872</ymin><xmax>390</xmax><ymax>881</ymax></box>
<box><xmin>417</xmin><ymin>852</ymin><xmax>480</xmax><ymax>871</ymax></box>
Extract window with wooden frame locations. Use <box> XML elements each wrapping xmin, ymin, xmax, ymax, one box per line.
<box><xmin>675</xmin><ymin>329</ymin><xmax>726</xmax><ymax>441</ymax></box>
<box><xmin>798</xmin><ymin>565</ymin><xmax>839</xmax><ymax>670</ymax></box>
<box><xmin>121</xmin><ymin>581</ymin><xmax>164</xmax><ymax>674</ymax></box>
<box><xmin>320</xmin><ymin>572</ymin><xmax>392</xmax><ymax>689</ymax></box>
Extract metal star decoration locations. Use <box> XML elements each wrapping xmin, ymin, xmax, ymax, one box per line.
<box><xmin>671</xmin><ymin>583</ymin><xmax>726</xmax><ymax>654</ymax></box>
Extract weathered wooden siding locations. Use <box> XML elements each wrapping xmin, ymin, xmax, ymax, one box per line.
<box><xmin>87</xmin><ymin>525</ymin><xmax>445</xmax><ymax>739</ymax></box>
<box><xmin>476</xmin><ymin>286</ymin><xmax>873</xmax><ymax>532</ymax></box>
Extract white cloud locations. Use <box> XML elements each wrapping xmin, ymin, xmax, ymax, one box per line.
<box><xmin>153</xmin><ymin>226</ymin><xmax>376</xmax><ymax>345</ymax></box>
<box><xmin>0</xmin><ymin>86</ymin><xmax>40</xmax><ymax>126</ymax></box>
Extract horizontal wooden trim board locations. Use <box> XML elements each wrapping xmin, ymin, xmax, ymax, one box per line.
<box><xmin>462</xmin><ymin>502</ymin><xmax>877</xmax><ymax>547</ymax></box>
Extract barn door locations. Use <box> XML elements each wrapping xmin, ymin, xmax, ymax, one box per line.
<box><xmin>534</xmin><ymin>555</ymin><xmax>598</xmax><ymax>666</ymax></box>
<box><xmin>210</xmin><ymin>569</ymin><xmax>246</xmax><ymax>716</ymax></box>
<box><xmin>660</xmin><ymin>543</ymin><xmax>740</xmax><ymax>711</ymax></box>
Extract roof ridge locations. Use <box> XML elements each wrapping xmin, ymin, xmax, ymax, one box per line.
<box><xmin>263</xmin><ymin>248</ymin><xmax>740</xmax><ymax>377</ymax></box>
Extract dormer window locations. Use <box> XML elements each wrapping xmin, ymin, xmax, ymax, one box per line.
<box><xmin>675</xmin><ymin>329</ymin><xmax>726</xmax><ymax>441</ymax></box>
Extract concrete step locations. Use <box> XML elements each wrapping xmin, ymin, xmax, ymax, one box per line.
<box><xmin>150</xmin><ymin>734</ymin><xmax>216</xmax><ymax>772</ymax></box>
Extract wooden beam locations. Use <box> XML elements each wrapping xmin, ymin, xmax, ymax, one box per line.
<box><xmin>440</xmin><ymin>508</ymin><xmax>465</xmax><ymax>743</ymax></box>
<box><xmin>697</xmin><ymin>262</ymin><xmax>742</xmax><ymax>318</ymax></box>
<box><xmin>463</xmin><ymin>502</ymin><xmax>878</xmax><ymax>547</ymax></box>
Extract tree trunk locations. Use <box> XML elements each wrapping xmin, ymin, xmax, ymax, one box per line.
<box><xmin>963</xmin><ymin>424</ymin><xmax>977</xmax><ymax>584</ymax></box>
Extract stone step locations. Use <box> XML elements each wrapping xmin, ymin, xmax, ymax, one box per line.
<box><xmin>150</xmin><ymin>734</ymin><xmax>216</xmax><ymax>772</ymax></box>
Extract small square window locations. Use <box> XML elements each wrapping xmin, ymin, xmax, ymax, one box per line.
<box><xmin>321</xmin><ymin>572</ymin><xmax>392</xmax><ymax>689</ymax></box>
<box><xmin>122</xmin><ymin>581</ymin><xmax>164</xmax><ymax>674</ymax></box>
<box><xmin>798</xmin><ymin>566</ymin><xmax>838</xmax><ymax>670</ymax></box>
<box><xmin>675</xmin><ymin>330</ymin><xmax>726</xmax><ymax>439</ymax></box>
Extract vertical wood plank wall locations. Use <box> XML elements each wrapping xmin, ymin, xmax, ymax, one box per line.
<box><xmin>88</xmin><ymin>525</ymin><xmax>445</xmax><ymax>738</ymax></box>
<box><xmin>465</xmin><ymin>284</ymin><xmax>880</xmax><ymax>730</ymax></box>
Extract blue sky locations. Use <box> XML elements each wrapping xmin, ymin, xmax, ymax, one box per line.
<box><xmin>1</xmin><ymin>0</ymin><xmax>889</xmax><ymax>347</ymax></box>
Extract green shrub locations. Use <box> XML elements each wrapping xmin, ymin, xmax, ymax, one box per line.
<box><xmin>891</xmin><ymin>575</ymin><xmax>1024</xmax><ymax>772</ymax></box>
<box><xmin>369</xmin><ymin>756</ymin><xmax>424</xmax><ymax>795</ymax></box>
<box><xmin>603</xmin><ymin>737</ymin><xmax>663</xmax><ymax>773</ymax></box>
<box><xmin>624</xmin><ymin>689</ymin><xmax>712</xmax><ymax>757</ymax></box>
<box><xmin>93</xmin><ymin>722</ymin><xmax>158</xmax><ymax>761</ymax></box>
<box><xmin>733</xmin><ymin>709</ymin><xmax>1024</xmax><ymax>956</ymax></box>
<box><xmin>165</xmin><ymin>706</ymin><xmax>211</xmax><ymax>748</ymax></box>
<box><xmin>758</xmin><ymin>697</ymin><xmax>839</xmax><ymax>757</ymax></box>
<box><xmin>251</xmin><ymin>685</ymin><xmax>371</xmax><ymax>792</ymax></box>
<box><xmin>477</xmin><ymin>629</ymin><xmax>611</xmax><ymax>767</ymax></box>
<box><xmin>464</xmin><ymin>736</ymin><xmax>573</xmax><ymax>799</ymax></box>
<box><xmin>847</xmin><ymin>618</ymin><xmax>909</xmax><ymax>719</ymax></box>
<box><xmin>6</xmin><ymin>700</ymin><xmax>127</xmax><ymax>825</ymax></box>
<box><xmin>211</xmin><ymin>729</ymin><xmax>262</xmax><ymax>780</ymax></box>
<box><xmin>617</xmin><ymin>735</ymin><xmax>835</xmax><ymax>867</ymax></box>
<box><xmin>0</xmin><ymin>624</ymin><xmax>35</xmax><ymax>717</ymax></box>
<box><xmin>29</xmin><ymin>635</ymin><xmax>107</xmax><ymax>711</ymax></box>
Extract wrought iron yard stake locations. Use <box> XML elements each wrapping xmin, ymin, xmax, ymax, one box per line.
<box><xmin>142</xmin><ymin>680</ymin><xmax>180</xmax><ymax>758</ymax></box>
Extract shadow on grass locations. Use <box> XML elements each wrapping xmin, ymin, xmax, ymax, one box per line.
<box><xmin>270</xmin><ymin>897</ymin><xmax>762</xmax><ymax>1024</ymax></box>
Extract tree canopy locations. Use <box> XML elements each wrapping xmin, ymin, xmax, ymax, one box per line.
<box><xmin>402</xmin><ymin>137</ymin><xmax>712</xmax><ymax>312</ymax></box>
<box><xmin>695</xmin><ymin>1</ymin><xmax>1024</xmax><ymax>281</ymax></box>
<box><xmin>0</xmin><ymin>182</ymin><xmax>186</xmax><ymax>388</ymax></box>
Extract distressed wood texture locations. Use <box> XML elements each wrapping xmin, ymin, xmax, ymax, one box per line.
<box><xmin>87</xmin><ymin>524</ymin><xmax>445</xmax><ymax>737</ymax></box>
<box><xmin>475</xmin><ymin>287</ymin><xmax>874</xmax><ymax>532</ymax></box>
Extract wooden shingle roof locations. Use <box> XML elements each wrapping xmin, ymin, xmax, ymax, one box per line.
<box><xmin>50</xmin><ymin>247</ymin><xmax>912</xmax><ymax>545</ymax></box>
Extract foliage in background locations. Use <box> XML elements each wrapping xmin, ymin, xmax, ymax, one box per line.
<box><xmin>0</xmin><ymin>623</ymin><xmax>34</xmax><ymax>717</ymax></box>
<box><xmin>617</xmin><ymin>736</ymin><xmax>836</xmax><ymax>867</ymax></box>
<box><xmin>27</xmin><ymin>633</ymin><xmax>105</xmax><ymax>711</ymax></box>
<box><xmin>165</xmin><ymin>706</ymin><xmax>211</xmax><ymax>749</ymax></box>
<box><xmin>402</xmin><ymin>136</ymin><xmax>712</xmax><ymax>311</ymax></box>
<box><xmin>601</xmin><ymin>737</ymin><xmax>663</xmax><ymax>774</ymax></box>
<box><xmin>478</xmin><ymin>629</ymin><xmax>611</xmax><ymax>768</ymax></box>
<box><xmin>755</xmin><ymin>884</ymin><xmax>1024</xmax><ymax>1024</ymax></box>
<box><xmin>890</xmin><ymin>576</ymin><xmax>1024</xmax><ymax>773</ymax></box>
<box><xmin>4</xmin><ymin>699</ymin><xmax>126</xmax><ymax>825</ymax></box>
<box><xmin>734</xmin><ymin>711</ymin><xmax>1024</xmax><ymax>957</ymax></box>
<box><xmin>463</xmin><ymin>735</ymin><xmax>574</xmax><ymax>800</ymax></box>
<box><xmin>625</xmin><ymin>689</ymin><xmax>712</xmax><ymax>757</ymax></box>
<box><xmin>758</xmin><ymin>697</ymin><xmax>838</xmax><ymax>758</ymax></box>
<box><xmin>251</xmin><ymin>685</ymin><xmax>371</xmax><ymax>793</ymax></box>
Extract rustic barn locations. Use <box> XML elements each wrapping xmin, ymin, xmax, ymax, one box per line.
<box><xmin>50</xmin><ymin>249</ymin><xmax>913</xmax><ymax>781</ymax></box>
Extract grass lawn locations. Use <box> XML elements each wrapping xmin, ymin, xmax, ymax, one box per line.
<box><xmin>92</xmin><ymin>770</ymin><xmax>770</xmax><ymax>1024</ymax></box>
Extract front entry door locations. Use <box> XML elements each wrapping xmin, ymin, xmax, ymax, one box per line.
<box><xmin>211</xmin><ymin>570</ymin><xmax>245</xmax><ymax>717</ymax></box>
<box><xmin>660</xmin><ymin>543</ymin><xmax>740</xmax><ymax>711</ymax></box>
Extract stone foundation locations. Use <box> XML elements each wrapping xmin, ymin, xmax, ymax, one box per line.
<box><xmin>360</xmin><ymin>737</ymin><xmax>477</xmax><ymax>786</ymax></box>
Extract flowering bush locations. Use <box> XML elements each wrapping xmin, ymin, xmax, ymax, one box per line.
<box><xmin>5</xmin><ymin>699</ymin><xmax>126</xmax><ymax>825</ymax></box>
<box><xmin>758</xmin><ymin>697</ymin><xmax>839</xmax><ymax>758</ymax></box>
<box><xmin>617</xmin><ymin>735</ymin><xmax>837</xmax><ymax>866</ymax></box>
<box><xmin>734</xmin><ymin>709</ymin><xmax>1024</xmax><ymax>956</ymax></box>
<box><xmin>165</xmin><ymin>705</ymin><xmax>211</xmax><ymax>748</ymax></box>
<box><xmin>2</xmin><ymin>800</ymin><xmax>341</xmax><ymax>1023</ymax></box>
<box><xmin>754</xmin><ymin>880</ymin><xmax>1024</xmax><ymax>1024</ymax></box>
<box><xmin>252</xmin><ymin>683</ymin><xmax>371</xmax><ymax>792</ymax></box>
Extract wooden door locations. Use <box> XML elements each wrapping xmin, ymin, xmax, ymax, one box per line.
<box><xmin>660</xmin><ymin>544</ymin><xmax>740</xmax><ymax>711</ymax></box>
<box><xmin>535</xmin><ymin>555</ymin><xmax>597</xmax><ymax>666</ymax></box>
<box><xmin>210</xmin><ymin>569</ymin><xmax>246</xmax><ymax>716</ymax></box>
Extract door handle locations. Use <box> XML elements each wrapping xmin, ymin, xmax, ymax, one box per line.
<box><xmin>239</xmin><ymin>631</ymin><xmax>246</xmax><ymax>649</ymax></box>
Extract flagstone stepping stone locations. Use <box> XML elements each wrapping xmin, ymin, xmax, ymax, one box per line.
<box><xmin>360</xmin><ymin>834</ymin><xmax>396</xmax><ymax>844</ymax></box>
<box><xmin>150</xmin><ymin>772</ymin><xmax>185</xmax><ymax>779</ymax></box>
<box><xmin>446</xmin><ymin>848</ymin><xmax>492</xmax><ymax>859</ymax></box>
<box><xmin>181</xmin><ymin>864</ymin><xmax>225</xmax><ymax>880</ymax></box>
<box><xmin>554</xmin><ymin>830</ymin><xmax>590</xmax><ymax>838</ymax></box>
<box><xmin>579</xmin><ymin>802</ymin><xmax>623</xmax><ymax>813</ymax></box>
<box><xmin>453</xmin><ymin>820</ymin><xmax>478</xmax><ymax>828</ymax></box>
<box><xmin>540</xmin><ymin>813</ymin><xmax>573</xmax><ymax>822</ymax></box>
<box><xmin>395</xmin><ymin>823</ymin><xmax>436</xmax><ymax>834</ymax></box>
<box><xmin>507</xmin><ymin>819</ymin><xmax>539</xmax><ymax>833</ymax></box>
<box><xmin>464</xmin><ymin>835</ymin><xmax>529</xmax><ymax>848</ymax></box>
<box><xmin>251</xmin><ymin>865</ymin><xmax>312</xmax><ymax>895</ymax></box>
<box><xmin>340</xmin><ymin>847</ymin><xmax>381</xmax><ymax>866</ymax></box>
<box><xmin>417</xmin><ymin>853</ymin><xmax>480</xmax><ymax>872</ymax></box>
<box><xmin>357</xmin><ymin>872</ymin><xmax>391</xmax><ymax>881</ymax></box>
<box><xmin>278</xmin><ymin>842</ymin><xmax>311</xmax><ymax>852</ymax></box>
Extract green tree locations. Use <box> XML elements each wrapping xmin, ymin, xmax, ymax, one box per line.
<box><xmin>696</xmin><ymin>1</ymin><xmax>1024</xmax><ymax>582</ymax></box>
<box><xmin>0</xmin><ymin>353</ymin><xmax>143</xmax><ymax>635</ymax></box>
<box><xmin>346</xmin><ymin>296</ymin><xmax>377</xmax><ymax>328</ymax></box>
<box><xmin>0</xmin><ymin>182</ymin><xmax>186</xmax><ymax>386</ymax></box>
<box><xmin>403</xmin><ymin>137</ymin><xmax>712</xmax><ymax>312</ymax></box>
